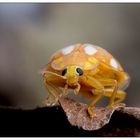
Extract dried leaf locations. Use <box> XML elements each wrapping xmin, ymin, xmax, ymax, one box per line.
<box><xmin>117</xmin><ymin>107</ymin><xmax>140</xmax><ymax>120</ymax></box>
<box><xmin>58</xmin><ymin>97</ymin><xmax>124</xmax><ymax>131</ymax></box>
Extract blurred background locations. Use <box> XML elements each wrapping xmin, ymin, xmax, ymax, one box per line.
<box><xmin>0</xmin><ymin>3</ymin><xmax>139</xmax><ymax>109</ymax></box>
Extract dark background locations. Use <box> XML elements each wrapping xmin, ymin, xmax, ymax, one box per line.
<box><xmin>0</xmin><ymin>3</ymin><xmax>139</xmax><ymax>109</ymax></box>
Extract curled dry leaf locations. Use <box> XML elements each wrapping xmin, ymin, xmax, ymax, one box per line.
<box><xmin>58</xmin><ymin>97</ymin><xmax>124</xmax><ymax>131</ymax></box>
<box><xmin>117</xmin><ymin>107</ymin><xmax>140</xmax><ymax>120</ymax></box>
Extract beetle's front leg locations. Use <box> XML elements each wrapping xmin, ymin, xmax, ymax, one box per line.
<box><xmin>43</xmin><ymin>81</ymin><xmax>59</xmax><ymax>106</ymax></box>
<box><xmin>42</xmin><ymin>70</ymin><xmax>66</xmax><ymax>106</ymax></box>
<box><xmin>63</xmin><ymin>83</ymin><xmax>80</xmax><ymax>96</ymax></box>
<box><xmin>82</xmin><ymin>75</ymin><xmax>104</xmax><ymax>118</ymax></box>
<box><xmin>73</xmin><ymin>83</ymin><xmax>81</xmax><ymax>95</ymax></box>
<box><xmin>63</xmin><ymin>84</ymin><xmax>68</xmax><ymax>96</ymax></box>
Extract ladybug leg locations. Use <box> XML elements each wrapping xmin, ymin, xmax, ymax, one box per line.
<box><xmin>103</xmin><ymin>89</ymin><xmax>126</xmax><ymax>106</ymax></box>
<box><xmin>98</xmin><ymin>78</ymin><xmax>120</xmax><ymax>107</ymax></box>
<box><xmin>87</xmin><ymin>89</ymin><xmax>104</xmax><ymax>118</ymax></box>
<box><xmin>73</xmin><ymin>83</ymin><xmax>81</xmax><ymax>95</ymax></box>
<box><xmin>42</xmin><ymin>71</ymin><xmax>66</xmax><ymax>106</ymax></box>
<box><xmin>46</xmin><ymin>81</ymin><xmax>62</xmax><ymax>97</ymax></box>
<box><xmin>82</xmin><ymin>76</ymin><xmax>104</xmax><ymax>118</ymax></box>
<box><xmin>43</xmin><ymin>81</ymin><xmax>59</xmax><ymax>106</ymax></box>
<box><xmin>63</xmin><ymin>84</ymin><xmax>68</xmax><ymax>96</ymax></box>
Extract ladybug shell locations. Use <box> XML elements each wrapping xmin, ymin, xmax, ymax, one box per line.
<box><xmin>50</xmin><ymin>43</ymin><xmax>123</xmax><ymax>71</ymax></box>
<box><xmin>47</xmin><ymin>43</ymin><xmax>130</xmax><ymax>90</ymax></box>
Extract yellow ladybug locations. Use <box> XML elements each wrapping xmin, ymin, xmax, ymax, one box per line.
<box><xmin>42</xmin><ymin>43</ymin><xmax>130</xmax><ymax>118</ymax></box>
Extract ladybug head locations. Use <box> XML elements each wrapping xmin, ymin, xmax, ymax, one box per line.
<box><xmin>61</xmin><ymin>65</ymin><xmax>83</xmax><ymax>86</ymax></box>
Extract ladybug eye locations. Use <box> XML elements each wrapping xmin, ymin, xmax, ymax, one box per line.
<box><xmin>62</xmin><ymin>68</ymin><xmax>67</xmax><ymax>76</ymax></box>
<box><xmin>76</xmin><ymin>67</ymin><xmax>83</xmax><ymax>76</ymax></box>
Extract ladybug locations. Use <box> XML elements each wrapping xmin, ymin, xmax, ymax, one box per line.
<box><xmin>42</xmin><ymin>43</ymin><xmax>130</xmax><ymax>118</ymax></box>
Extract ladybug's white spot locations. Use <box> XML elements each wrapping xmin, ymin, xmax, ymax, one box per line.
<box><xmin>110</xmin><ymin>58</ymin><xmax>118</xmax><ymax>68</ymax></box>
<box><xmin>84</xmin><ymin>44</ymin><xmax>97</xmax><ymax>55</ymax></box>
<box><xmin>61</xmin><ymin>45</ymin><xmax>75</xmax><ymax>55</ymax></box>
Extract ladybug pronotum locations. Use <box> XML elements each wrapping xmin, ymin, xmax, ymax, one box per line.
<box><xmin>42</xmin><ymin>43</ymin><xmax>130</xmax><ymax>118</ymax></box>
